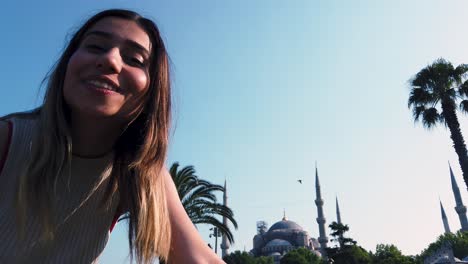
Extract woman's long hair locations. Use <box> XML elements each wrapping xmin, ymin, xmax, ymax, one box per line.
<box><xmin>14</xmin><ymin>9</ymin><xmax>172</xmax><ymax>263</ymax></box>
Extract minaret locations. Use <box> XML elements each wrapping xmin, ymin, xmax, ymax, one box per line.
<box><xmin>449</xmin><ymin>164</ymin><xmax>468</xmax><ymax>231</ymax></box>
<box><xmin>336</xmin><ymin>196</ymin><xmax>342</xmax><ymax>224</ymax></box>
<box><xmin>336</xmin><ymin>196</ymin><xmax>344</xmax><ymax>248</ymax></box>
<box><xmin>440</xmin><ymin>200</ymin><xmax>452</xmax><ymax>234</ymax></box>
<box><xmin>220</xmin><ymin>180</ymin><xmax>230</xmax><ymax>258</ymax></box>
<box><xmin>315</xmin><ymin>164</ymin><xmax>328</xmax><ymax>257</ymax></box>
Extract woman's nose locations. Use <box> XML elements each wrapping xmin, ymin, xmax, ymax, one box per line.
<box><xmin>95</xmin><ymin>47</ymin><xmax>123</xmax><ymax>73</ymax></box>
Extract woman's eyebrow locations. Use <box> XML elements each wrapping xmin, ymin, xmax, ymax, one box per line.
<box><xmin>83</xmin><ymin>30</ymin><xmax>150</xmax><ymax>57</ymax></box>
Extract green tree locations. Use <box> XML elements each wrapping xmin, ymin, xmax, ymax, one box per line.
<box><xmin>329</xmin><ymin>245</ymin><xmax>372</xmax><ymax>264</ymax></box>
<box><xmin>223</xmin><ymin>251</ymin><xmax>274</xmax><ymax>264</ymax></box>
<box><xmin>371</xmin><ymin>244</ymin><xmax>416</xmax><ymax>264</ymax></box>
<box><xmin>329</xmin><ymin>221</ymin><xmax>356</xmax><ymax>249</ymax></box>
<box><xmin>326</xmin><ymin>222</ymin><xmax>370</xmax><ymax>264</ymax></box>
<box><xmin>170</xmin><ymin>162</ymin><xmax>238</xmax><ymax>243</ymax></box>
<box><xmin>418</xmin><ymin>231</ymin><xmax>468</xmax><ymax>260</ymax></box>
<box><xmin>280</xmin><ymin>247</ymin><xmax>322</xmax><ymax>264</ymax></box>
<box><xmin>255</xmin><ymin>256</ymin><xmax>275</xmax><ymax>264</ymax></box>
<box><xmin>279</xmin><ymin>251</ymin><xmax>307</xmax><ymax>264</ymax></box>
<box><xmin>223</xmin><ymin>251</ymin><xmax>256</xmax><ymax>264</ymax></box>
<box><xmin>408</xmin><ymin>58</ymin><xmax>468</xmax><ymax>189</ymax></box>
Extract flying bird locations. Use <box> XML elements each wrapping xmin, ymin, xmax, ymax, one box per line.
<box><xmin>297</xmin><ymin>180</ymin><xmax>302</xmax><ymax>184</ymax></box>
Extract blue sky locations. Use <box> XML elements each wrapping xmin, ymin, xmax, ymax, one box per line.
<box><xmin>1</xmin><ymin>0</ymin><xmax>468</xmax><ymax>262</ymax></box>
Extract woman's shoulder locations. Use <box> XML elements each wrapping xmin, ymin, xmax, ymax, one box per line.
<box><xmin>0</xmin><ymin>109</ymin><xmax>40</xmax><ymax>164</ymax></box>
<box><xmin>1</xmin><ymin>109</ymin><xmax>40</xmax><ymax>130</ymax></box>
<box><xmin>0</xmin><ymin>120</ymin><xmax>9</xmax><ymax>144</ymax></box>
<box><xmin>0</xmin><ymin>120</ymin><xmax>11</xmax><ymax>168</ymax></box>
<box><xmin>1</xmin><ymin>108</ymin><xmax>40</xmax><ymax>121</ymax></box>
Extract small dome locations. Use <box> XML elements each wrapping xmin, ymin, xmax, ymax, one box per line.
<box><xmin>268</xmin><ymin>252</ymin><xmax>282</xmax><ymax>256</ymax></box>
<box><xmin>268</xmin><ymin>219</ymin><xmax>303</xmax><ymax>232</ymax></box>
<box><xmin>265</xmin><ymin>239</ymin><xmax>293</xmax><ymax>247</ymax></box>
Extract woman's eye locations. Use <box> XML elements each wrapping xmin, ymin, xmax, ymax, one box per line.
<box><xmin>86</xmin><ymin>44</ymin><xmax>105</xmax><ymax>52</ymax></box>
<box><xmin>127</xmin><ymin>57</ymin><xmax>146</xmax><ymax>67</ymax></box>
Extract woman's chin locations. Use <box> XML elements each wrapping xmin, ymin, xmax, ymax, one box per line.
<box><xmin>72</xmin><ymin>106</ymin><xmax>122</xmax><ymax>120</ymax></box>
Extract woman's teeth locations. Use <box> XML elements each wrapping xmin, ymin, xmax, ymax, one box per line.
<box><xmin>88</xmin><ymin>80</ymin><xmax>117</xmax><ymax>91</ymax></box>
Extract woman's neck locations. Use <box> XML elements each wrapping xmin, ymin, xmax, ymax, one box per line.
<box><xmin>69</xmin><ymin>113</ymin><xmax>125</xmax><ymax>158</ymax></box>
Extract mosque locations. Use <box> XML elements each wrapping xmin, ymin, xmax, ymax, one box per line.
<box><xmin>247</xmin><ymin>166</ymin><xmax>330</xmax><ymax>263</ymax></box>
<box><xmin>217</xmin><ymin>165</ymin><xmax>468</xmax><ymax>263</ymax></box>
<box><xmin>222</xmin><ymin>166</ymin><xmax>331</xmax><ymax>263</ymax></box>
<box><xmin>248</xmin><ymin>214</ymin><xmax>321</xmax><ymax>263</ymax></box>
<box><xmin>217</xmin><ymin>166</ymin><xmax>332</xmax><ymax>262</ymax></box>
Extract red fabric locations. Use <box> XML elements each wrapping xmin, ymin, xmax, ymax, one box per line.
<box><xmin>0</xmin><ymin>121</ymin><xmax>12</xmax><ymax>175</ymax></box>
<box><xmin>109</xmin><ymin>210</ymin><xmax>121</xmax><ymax>232</ymax></box>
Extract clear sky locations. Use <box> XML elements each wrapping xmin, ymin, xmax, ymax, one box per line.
<box><xmin>1</xmin><ymin>0</ymin><xmax>468</xmax><ymax>262</ymax></box>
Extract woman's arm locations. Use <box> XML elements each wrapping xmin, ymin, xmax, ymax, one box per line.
<box><xmin>163</xmin><ymin>169</ymin><xmax>225</xmax><ymax>264</ymax></box>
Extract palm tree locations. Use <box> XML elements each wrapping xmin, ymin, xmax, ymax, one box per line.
<box><xmin>169</xmin><ymin>162</ymin><xmax>238</xmax><ymax>244</ymax></box>
<box><xmin>409</xmin><ymin>58</ymin><xmax>468</xmax><ymax>190</ymax></box>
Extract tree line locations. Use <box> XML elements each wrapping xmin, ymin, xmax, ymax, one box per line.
<box><xmin>222</xmin><ymin>222</ymin><xmax>468</xmax><ymax>264</ymax></box>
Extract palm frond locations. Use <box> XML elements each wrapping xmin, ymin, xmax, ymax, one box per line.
<box><xmin>422</xmin><ymin>107</ymin><xmax>442</xmax><ymax>128</ymax></box>
<box><xmin>459</xmin><ymin>80</ymin><xmax>468</xmax><ymax>97</ymax></box>
<box><xmin>169</xmin><ymin>162</ymin><xmax>180</xmax><ymax>177</ymax></box>
<box><xmin>411</xmin><ymin>59</ymin><xmax>460</xmax><ymax>96</ymax></box>
<box><xmin>454</xmin><ymin>63</ymin><xmax>468</xmax><ymax>82</ymax></box>
<box><xmin>408</xmin><ymin>58</ymin><xmax>468</xmax><ymax>129</ymax></box>
<box><xmin>412</xmin><ymin>105</ymin><xmax>425</xmax><ymax>122</ymax></box>
<box><xmin>460</xmin><ymin>100</ymin><xmax>468</xmax><ymax>114</ymax></box>
<box><xmin>408</xmin><ymin>88</ymin><xmax>433</xmax><ymax>108</ymax></box>
<box><xmin>411</xmin><ymin>66</ymin><xmax>433</xmax><ymax>90</ymax></box>
<box><xmin>188</xmin><ymin>184</ymin><xmax>223</xmax><ymax>200</ymax></box>
<box><xmin>445</xmin><ymin>88</ymin><xmax>457</xmax><ymax>100</ymax></box>
<box><xmin>169</xmin><ymin>162</ymin><xmax>238</xmax><ymax>244</ymax></box>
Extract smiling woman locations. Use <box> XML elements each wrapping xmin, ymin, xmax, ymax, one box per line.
<box><xmin>64</xmin><ymin>18</ymin><xmax>150</xmax><ymax>123</ymax></box>
<box><xmin>0</xmin><ymin>9</ymin><xmax>222</xmax><ymax>264</ymax></box>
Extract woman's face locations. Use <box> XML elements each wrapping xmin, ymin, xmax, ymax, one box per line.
<box><xmin>63</xmin><ymin>17</ymin><xmax>152</xmax><ymax>122</ymax></box>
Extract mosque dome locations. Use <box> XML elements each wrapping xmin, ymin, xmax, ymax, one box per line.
<box><xmin>251</xmin><ymin>203</ymin><xmax>324</xmax><ymax>259</ymax></box>
<box><xmin>268</xmin><ymin>252</ymin><xmax>282</xmax><ymax>256</ymax></box>
<box><xmin>268</xmin><ymin>218</ymin><xmax>304</xmax><ymax>232</ymax></box>
<box><xmin>262</xmin><ymin>239</ymin><xmax>295</xmax><ymax>255</ymax></box>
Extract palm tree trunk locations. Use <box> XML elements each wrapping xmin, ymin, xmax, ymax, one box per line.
<box><xmin>441</xmin><ymin>101</ymin><xmax>468</xmax><ymax>190</ymax></box>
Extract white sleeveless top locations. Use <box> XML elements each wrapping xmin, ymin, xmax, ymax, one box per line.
<box><xmin>0</xmin><ymin>116</ymin><xmax>120</xmax><ymax>263</ymax></box>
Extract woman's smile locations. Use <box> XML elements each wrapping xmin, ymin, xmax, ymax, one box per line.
<box><xmin>86</xmin><ymin>79</ymin><xmax>120</xmax><ymax>92</ymax></box>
